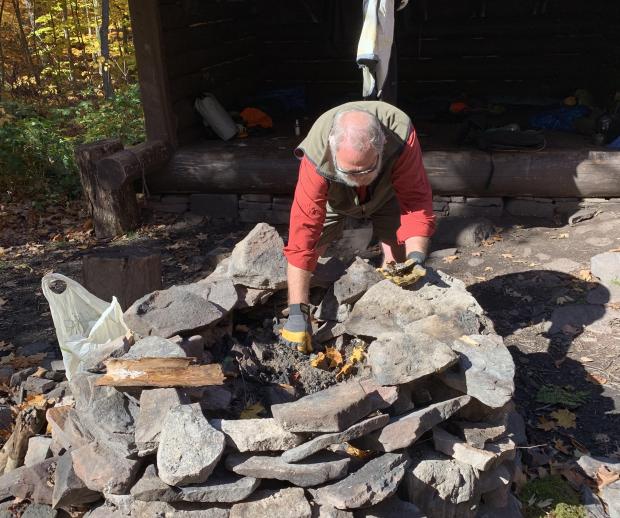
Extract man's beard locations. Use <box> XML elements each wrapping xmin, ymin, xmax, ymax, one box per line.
<box><xmin>335</xmin><ymin>157</ymin><xmax>382</xmax><ymax>187</ymax></box>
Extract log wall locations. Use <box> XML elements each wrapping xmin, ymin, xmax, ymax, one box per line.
<box><xmin>158</xmin><ymin>0</ymin><xmax>258</xmax><ymax>145</ymax></box>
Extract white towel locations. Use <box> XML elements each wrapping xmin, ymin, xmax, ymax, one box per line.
<box><xmin>356</xmin><ymin>0</ymin><xmax>395</xmax><ymax>98</ymax></box>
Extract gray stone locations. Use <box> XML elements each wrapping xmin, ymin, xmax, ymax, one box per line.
<box><xmin>24</xmin><ymin>436</ymin><xmax>52</xmax><ymax>467</ymax></box>
<box><xmin>542</xmin><ymin>258</ymin><xmax>581</xmax><ymax>274</ymax></box>
<box><xmin>433</xmin><ymin>217</ymin><xmax>495</xmax><ymax>247</ymax></box>
<box><xmin>225</xmin><ymin>451</ymin><xmax>350</xmax><ymax>487</ymax></box>
<box><xmin>210</xmin><ymin>418</ymin><xmax>305</xmax><ymax>452</ymax></box>
<box><xmin>10</xmin><ymin>367</ymin><xmax>37</xmax><ymax>387</ymax></box>
<box><xmin>201</xmin><ymin>386</ymin><xmax>233</xmax><ymax>411</ymax></box>
<box><xmin>125</xmin><ymin>336</ymin><xmax>187</xmax><ymax>359</ymax></box>
<box><xmin>46</xmin><ymin>406</ymin><xmax>93</xmax><ymax>451</ymax></box>
<box><xmin>131</xmin><ymin>464</ymin><xmax>259</xmax><ymax>504</ymax></box>
<box><xmin>430</xmin><ymin>248</ymin><xmax>458</xmax><ymax>259</ymax></box>
<box><xmin>468</xmin><ymin>258</ymin><xmax>485</xmax><ymax>267</ymax></box>
<box><xmin>359</xmin><ymin>497</ymin><xmax>426</xmax><ymax>517</ymax></box>
<box><xmin>227</xmin><ymin>223</ymin><xmax>287</xmax><ymax>290</ymax></box>
<box><xmin>592</xmin><ymin>251</ymin><xmax>620</xmax><ymax>302</ymax></box>
<box><xmin>368</xmin><ymin>332</ymin><xmax>457</xmax><ymax>386</ymax></box>
<box><xmin>187</xmin><ymin>278</ymin><xmax>239</xmax><ymax>313</ymax></box>
<box><xmin>315</xmin><ymin>322</ymin><xmax>347</xmax><ymax>343</ymax></box>
<box><xmin>333</xmin><ymin>258</ymin><xmax>382</xmax><ymax>305</ymax></box>
<box><xmin>576</xmin><ymin>454</ymin><xmax>620</xmax><ymax>478</ymax></box>
<box><xmin>316</xmin><ymin>289</ymin><xmax>351</xmax><ymax>322</ymax></box>
<box><xmin>586</xmin><ymin>236</ymin><xmax>614</xmax><ymax>247</ymax></box>
<box><xmin>71</xmin><ymin>442</ymin><xmax>142</xmax><ymax>494</ymax></box>
<box><xmin>403</xmin><ymin>313</ymin><xmax>481</xmax><ymax>343</ymax></box>
<box><xmin>157</xmin><ymin>404</ymin><xmax>225</xmax><ymax>486</ymax></box>
<box><xmin>124</xmin><ymin>284</ymin><xmax>231</xmax><ymax>338</ymax></box>
<box><xmin>71</xmin><ymin>373</ymin><xmax>139</xmax><ymax>446</ymax></box>
<box><xmin>23</xmin><ymin>376</ymin><xmax>55</xmax><ymax>394</ymax></box>
<box><xmin>451</xmin><ymin>421</ymin><xmax>507</xmax><ymax>449</ymax></box>
<box><xmin>20</xmin><ymin>504</ymin><xmax>58</xmax><ymax>518</ymax></box>
<box><xmin>131</xmin><ymin>500</ymin><xmax>230</xmax><ymax>517</ymax></box>
<box><xmin>234</xmin><ymin>286</ymin><xmax>273</xmax><ymax>309</ymax></box>
<box><xmin>136</xmin><ymin>388</ymin><xmax>188</xmax><ymax>456</ymax></box>
<box><xmin>344</xmin><ymin>280</ymin><xmax>434</xmax><ymax>337</ymax></box>
<box><xmin>313</xmin><ymin>453</ymin><xmax>408</xmax><ymax>510</ymax></box>
<box><xmin>440</xmin><ymin>335</ymin><xmax>514</xmax><ymax>408</ymax></box>
<box><xmin>230</xmin><ymin>488</ymin><xmax>311</xmax><ymax>518</ymax></box>
<box><xmin>505</xmin><ymin>199</ymin><xmax>554</xmax><ymax>218</ymax></box>
<box><xmin>0</xmin><ymin>457</ymin><xmax>59</xmax><ymax>505</ymax></box>
<box><xmin>312</xmin><ymin>504</ymin><xmax>353</xmax><ymax>517</ymax></box>
<box><xmin>271</xmin><ymin>379</ymin><xmax>385</xmax><ymax>433</ymax></box>
<box><xmin>404</xmin><ymin>450</ymin><xmax>480</xmax><ymax>518</ymax></box>
<box><xmin>433</xmin><ymin>428</ymin><xmax>515</xmax><ymax>471</ymax></box>
<box><xmin>477</xmin><ymin>493</ymin><xmax>523</xmax><ymax>518</ymax></box>
<box><xmin>282</xmin><ymin>414</ymin><xmax>389</xmax><ymax>463</ymax></box>
<box><xmin>353</xmin><ymin>396</ymin><xmax>471</xmax><ymax>452</ymax></box>
<box><xmin>568</xmin><ymin>208</ymin><xmax>598</xmax><ymax>226</ymax></box>
<box><xmin>52</xmin><ymin>453</ymin><xmax>100</xmax><ymax>509</ymax></box>
<box><xmin>102</xmin><ymin>493</ymin><xmax>134</xmax><ymax>516</ymax></box>
<box><xmin>190</xmin><ymin>193</ymin><xmax>238</xmax><ymax>219</ymax></box>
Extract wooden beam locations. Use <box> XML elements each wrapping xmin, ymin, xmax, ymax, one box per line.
<box><xmin>96</xmin><ymin>358</ymin><xmax>226</xmax><ymax>388</ymax></box>
<box><xmin>128</xmin><ymin>0</ymin><xmax>176</xmax><ymax>146</ymax></box>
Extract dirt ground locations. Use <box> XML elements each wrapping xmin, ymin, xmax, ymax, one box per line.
<box><xmin>1</xmin><ymin>201</ymin><xmax>619</xmax><ymax>464</ymax></box>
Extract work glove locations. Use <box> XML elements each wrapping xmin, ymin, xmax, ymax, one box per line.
<box><xmin>280</xmin><ymin>303</ymin><xmax>313</xmax><ymax>354</ymax></box>
<box><xmin>378</xmin><ymin>251</ymin><xmax>427</xmax><ymax>287</ymax></box>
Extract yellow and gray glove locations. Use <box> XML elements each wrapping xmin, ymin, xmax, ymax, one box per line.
<box><xmin>378</xmin><ymin>251</ymin><xmax>427</xmax><ymax>287</ymax></box>
<box><xmin>280</xmin><ymin>303</ymin><xmax>313</xmax><ymax>354</ymax></box>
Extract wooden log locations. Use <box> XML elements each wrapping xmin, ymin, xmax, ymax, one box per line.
<box><xmin>96</xmin><ymin>358</ymin><xmax>225</xmax><ymax>388</ymax></box>
<box><xmin>0</xmin><ymin>407</ymin><xmax>45</xmax><ymax>475</ymax></box>
<box><xmin>75</xmin><ymin>139</ymin><xmax>140</xmax><ymax>239</ymax></box>
<box><xmin>82</xmin><ymin>247</ymin><xmax>162</xmax><ymax>310</ymax></box>
<box><xmin>147</xmin><ymin>141</ymin><xmax>620</xmax><ymax>197</ymax></box>
<box><xmin>96</xmin><ymin>140</ymin><xmax>171</xmax><ymax>191</ymax></box>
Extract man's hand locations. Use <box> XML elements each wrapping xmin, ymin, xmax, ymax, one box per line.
<box><xmin>378</xmin><ymin>251</ymin><xmax>427</xmax><ymax>287</ymax></box>
<box><xmin>280</xmin><ymin>303</ymin><xmax>313</xmax><ymax>354</ymax></box>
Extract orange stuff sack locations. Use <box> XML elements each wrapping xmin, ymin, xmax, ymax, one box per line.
<box><xmin>240</xmin><ymin>107</ymin><xmax>273</xmax><ymax>129</ymax></box>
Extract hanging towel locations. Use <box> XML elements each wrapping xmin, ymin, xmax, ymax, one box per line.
<box><xmin>356</xmin><ymin>0</ymin><xmax>395</xmax><ymax>99</ymax></box>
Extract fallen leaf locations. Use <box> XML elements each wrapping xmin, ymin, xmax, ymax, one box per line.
<box><xmin>239</xmin><ymin>402</ymin><xmax>265</xmax><ymax>419</ymax></box>
<box><xmin>558</xmin><ymin>233</ymin><xmax>569</xmax><ymax>239</ymax></box>
<box><xmin>586</xmin><ymin>372</ymin><xmax>608</xmax><ymax>385</ymax></box>
<box><xmin>553</xmin><ymin>439</ymin><xmax>572</xmax><ymax>455</ymax></box>
<box><xmin>536</xmin><ymin>498</ymin><xmax>554</xmax><ymax>508</ymax></box>
<box><xmin>0</xmin><ymin>297</ymin><xmax>6</xmax><ymax>307</ymax></box>
<box><xmin>471</xmin><ymin>251</ymin><xmax>483</xmax><ymax>257</ymax></box>
<box><xmin>550</xmin><ymin>409</ymin><xmax>577</xmax><ymax>429</ymax></box>
<box><xmin>310</xmin><ymin>352</ymin><xmax>328</xmax><ymax>370</ymax></box>
<box><xmin>608</xmin><ymin>247</ymin><xmax>620</xmax><ymax>253</ymax></box>
<box><xmin>537</xmin><ymin>416</ymin><xmax>557</xmax><ymax>431</ymax></box>
<box><xmin>579</xmin><ymin>356</ymin><xmax>594</xmax><ymax>363</ymax></box>
<box><xmin>555</xmin><ymin>295</ymin><xmax>574</xmax><ymax>305</ymax></box>
<box><xmin>576</xmin><ymin>269</ymin><xmax>595</xmax><ymax>282</ymax></box>
<box><xmin>324</xmin><ymin>347</ymin><xmax>343</xmax><ymax>369</ymax></box>
<box><xmin>484</xmin><ymin>266</ymin><xmax>493</xmax><ymax>272</ymax></box>
<box><xmin>596</xmin><ymin>466</ymin><xmax>620</xmax><ymax>488</ymax></box>
<box><xmin>458</xmin><ymin>336</ymin><xmax>480</xmax><ymax>346</ymax></box>
<box><xmin>344</xmin><ymin>443</ymin><xmax>373</xmax><ymax>460</ymax></box>
<box><xmin>501</xmin><ymin>253</ymin><xmax>514</xmax><ymax>259</ymax></box>
<box><xmin>442</xmin><ymin>255</ymin><xmax>459</xmax><ymax>264</ymax></box>
<box><xmin>560</xmin><ymin>467</ymin><xmax>586</xmax><ymax>490</ymax></box>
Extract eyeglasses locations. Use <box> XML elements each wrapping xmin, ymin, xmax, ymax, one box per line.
<box><xmin>334</xmin><ymin>155</ymin><xmax>380</xmax><ymax>176</ymax></box>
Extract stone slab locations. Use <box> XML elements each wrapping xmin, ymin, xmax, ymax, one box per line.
<box><xmin>230</xmin><ymin>488</ymin><xmax>311</xmax><ymax>518</ymax></box>
<box><xmin>210</xmin><ymin>418</ymin><xmax>305</xmax><ymax>452</ymax></box>
<box><xmin>136</xmin><ymin>388</ymin><xmax>188</xmax><ymax>456</ymax></box>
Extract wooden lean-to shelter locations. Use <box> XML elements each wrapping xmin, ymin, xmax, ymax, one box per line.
<box><xmin>87</xmin><ymin>0</ymin><xmax>620</xmax><ymax>235</ymax></box>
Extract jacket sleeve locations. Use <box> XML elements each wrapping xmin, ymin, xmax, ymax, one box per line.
<box><xmin>284</xmin><ymin>156</ymin><xmax>329</xmax><ymax>271</ymax></box>
<box><xmin>391</xmin><ymin>128</ymin><xmax>436</xmax><ymax>243</ymax></box>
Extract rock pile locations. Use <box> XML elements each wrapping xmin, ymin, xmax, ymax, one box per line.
<box><xmin>0</xmin><ymin>223</ymin><xmax>525</xmax><ymax>517</ymax></box>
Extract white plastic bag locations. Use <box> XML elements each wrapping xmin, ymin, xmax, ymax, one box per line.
<box><xmin>41</xmin><ymin>273</ymin><xmax>129</xmax><ymax>381</ymax></box>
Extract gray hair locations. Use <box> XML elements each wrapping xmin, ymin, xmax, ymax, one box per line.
<box><xmin>328</xmin><ymin>109</ymin><xmax>385</xmax><ymax>158</ymax></box>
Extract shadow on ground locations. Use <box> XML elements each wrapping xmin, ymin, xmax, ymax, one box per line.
<box><xmin>469</xmin><ymin>270</ymin><xmax>620</xmax><ymax>457</ymax></box>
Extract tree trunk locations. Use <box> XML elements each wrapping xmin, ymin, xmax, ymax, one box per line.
<box><xmin>75</xmin><ymin>138</ymin><xmax>140</xmax><ymax>238</ymax></box>
<box><xmin>11</xmin><ymin>0</ymin><xmax>40</xmax><ymax>86</ymax></box>
<box><xmin>99</xmin><ymin>0</ymin><xmax>113</xmax><ymax>98</ymax></box>
<box><xmin>82</xmin><ymin>248</ymin><xmax>162</xmax><ymax>310</ymax></box>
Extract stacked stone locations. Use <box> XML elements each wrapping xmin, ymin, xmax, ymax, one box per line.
<box><xmin>0</xmin><ymin>223</ymin><xmax>524</xmax><ymax>517</ymax></box>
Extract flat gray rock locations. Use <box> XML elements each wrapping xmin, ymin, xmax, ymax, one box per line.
<box><xmin>344</xmin><ymin>280</ymin><xmax>434</xmax><ymax>337</ymax></box>
<box><xmin>52</xmin><ymin>453</ymin><xmax>100</xmax><ymax>509</ymax></box>
<box><xmin>157</xmin><ymin>404</ymin><xmax>225</xmax><ymax>486</ymax></box>
<box><xmin>271</xmin><ymin>380</ymin><xmax>383</xmax><ymax>433</ymax></box>
<box><xmin>227</xmin><ymin>223</ymin><xmax>287</xmax><ymax>290</ymax></box>
<box><xmin>0</xmin><ymin>457</ymin><xmax>59</xmax><ymax>505</ymax></box>
<box><xmin>131</xmin><ymin>500</ymin><xmax>230</xmax><ymax>517</ymax></box>
<box><xmin>333</xmin><ymin>257</ymin><xmax>383</xmax><ymax>305</ymax></box>
<box><xmin>124</xmin><ymin>285</ymin><xmax>229</xmax><ymax>338</ymax></box>
<box><xmin>131</xmin><ymin>464</ymin><xmax>259</xmax><ymax>503</ymax></box>
<box><xmin>404</xmin><ymin>449</ymin><xmax>480</xmax><ymax>517</ymax></box>
<box><xmin>440</xmin><ymin>335</ymin><xmax>514</xmax><ymax>408</ymax></box>
<box><xmin>230</xmin><ymin>488</ymin><xmax>311</xmax><ymax>518</ymax></box>
<box><xmin>210</xmin><ymin>418</ymin><xmax>304</xmax><ymax>452</ymax></box>
<box><xmin>225</xmin><ymin>451</ymin><xmax>350</xmax><ymax>487</ymax></box>
<box><xmin>71</xmin><ymin>441</ymin><xmax>142</xmax><ymax>494</ymax></box>
<box><xmin>24</xmin><ymin>436</ymin><xmax>52</xmax><ymax>467</ymax></box>
<box><xmin>282</xmin><ymin>414</ymin><xmax>389</xmax><ymax>463</ymax></box>
<box><xmin>46</xmin><ymin>406</ymin><xmax>93</xmax><ymax>452</ymax></box>
<box><xmin>313</xmin><ymin>453</ymin><xmax>409</xmax><ymax>509</ymax></box>
<box><xmin>136</xmin><ymin>388</ymin><xmax>188</xmax><ymax>456</ymax></box>
<box><xmin>358</xmin><ymin>496</ymin><xmax>426</xmax><ymax>517</ymax></box>
<box><xmin>450</xmin><ymin>421</ymin><xmax>506</xmax><ymax>449</ymax></box>
<box><xmin>368</xmin><ymin>332</ymin><xmax>457</xmax><ymax>385</ymax></box>
<box><xmin>602</xmin><ymin>480</ymin><xmax>620</xmax><ymax>518</ymax></box>
<box><xmin>20</xmin><ymin>504</ymin><xmax>57</xmax><ymax>518</ymax></box>
<box><xmin>124</xmin><ymin>336</ymin><xmax>187</xmax><ymax>359</ymax></box>
<box><xmin>353</xmin><ymin>396</ymin><xmax>471</xmax><ymax>452</ymax></box>
<box><xmin>542</xmin><ymin>257</ymin><xmax>581</xmax><ymax>274</ymax></box>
